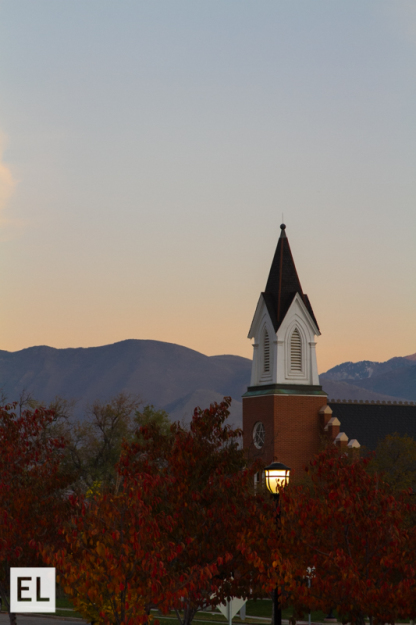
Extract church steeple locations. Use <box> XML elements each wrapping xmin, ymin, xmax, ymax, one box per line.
<box><xmin>247</xmin><ymin>224</ymin><xmax>321</xmax><ymax>388</ymax></box>
<box><xmin>242</xmin><ymin>223</ymin><xmax>327</xmax><ymax>477</ymax></box>
<box><xmin>263</xmin><ymin>224</ymin><xmax>319</xmax><ymax>333</ymax></box>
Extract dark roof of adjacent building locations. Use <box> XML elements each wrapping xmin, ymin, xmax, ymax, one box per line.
<box><xmin>328</xmin><ymin>400</ymin><xmax>416</xmax><ymax>450</ymax></box>
<box><xmin>263</xmin><ymin>224</ymin><xmax>319</xmax><ymax>333</ymax></box>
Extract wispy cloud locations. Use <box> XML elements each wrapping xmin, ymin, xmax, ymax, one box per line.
<box><xmin>0</xmin><ymin>133</ymin><xmax>16</xmax><ymax>223</ymax></box>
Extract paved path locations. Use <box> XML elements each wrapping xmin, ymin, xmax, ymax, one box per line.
<box><xmin>0</xmin><ymin>613</ymin><xmax>323</xmax><ymax>625</ymax></box>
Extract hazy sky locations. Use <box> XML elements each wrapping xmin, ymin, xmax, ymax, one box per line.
<box><xmin>0</xmin><ymin>1</ymin><xmax>415</xmax><ymax>373</ymax></box>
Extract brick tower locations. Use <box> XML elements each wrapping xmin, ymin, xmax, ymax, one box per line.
<box><xmin>242</xmin><ymin>224</ymin><xmax>327</xmax><ymax>478</ymax></box>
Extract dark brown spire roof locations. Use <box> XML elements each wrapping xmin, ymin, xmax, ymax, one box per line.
<box><xmin>262</xmin><ymin>224</ymin><xmax>319</xmax><ymax>333</ymax></box>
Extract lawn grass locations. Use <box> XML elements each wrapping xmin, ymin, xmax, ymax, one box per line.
<box><xmin>246</xmin><ymin>599</ymin><xmax>330</xmax><ymax>623</ymax></box>
<box><xmin>0</xmin><ymin>597</ymin><xmax>329</xmax><ymax>623</ymax></box>
<box><xmin>5</xmin><ymin>594</ymin><xmax>414</xmax><ymax>624</ymax></box>
<box><xmin>246</xmin><ymin>599</ymin><xmax>271</xmax><ymax>618</ymax></box>
<box><xmin>156</xmin><ymin>600</ymin><xmax>323</xmax><ymax>624</ymax></box>
<box><xmin>56</xmin><ymin>597</ymin><xmax>78</xmax><ymax>609</ymax></box>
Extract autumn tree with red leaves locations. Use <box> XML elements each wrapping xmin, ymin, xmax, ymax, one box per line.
<box><xmin>0</xmin><ymin>403</ymin><xmax>73</xmax><ymax>625</ymax></box>
<box><xmin>42</xmin><ymin>471</ymin><xmax>220</xmax><ymax>625</ymax></box>
<box><xmin>40</xmin><ymin>398</ymin><xmax>262</xmax><ymax>625</ymax></box>
<box><xmin>118</xmin><ymin>397</ymin><xmax>264</xmax><ymax>625</ymax></box>
<box><xmin>240</xmin><ymin>446</ymin><xmax>416</xmax><ymax>625</ymax></box>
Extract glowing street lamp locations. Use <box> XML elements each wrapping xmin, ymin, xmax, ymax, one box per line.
<box><xmin>264</xmin><ymin>461</ymin><xmax>291</xmax><ymax>625</ymax></box>
<box><xmin>264</xmin><ymin>462</ymin><xmax>290</xmax><ymax>497</ymax></box>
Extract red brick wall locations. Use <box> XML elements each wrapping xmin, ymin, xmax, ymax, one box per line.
<box><xmin>243</xmin><ymin>394</ymin><xmax>327</xmax><ymax>479</ymax></box>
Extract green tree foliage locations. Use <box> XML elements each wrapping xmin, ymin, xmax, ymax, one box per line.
<box><xmin>47</xmin><ymin>394</ymin><xmax>173</xmax><ymax>494</ymax></box>
<box><xmin>370</xmin><ymin>432</ymin><xmax>416</xmax><ymax>492</ymax></box>
<box><xmin>134</xmin><ymin>404</ymin><xmax>172</xmax><ymax>441</ymax></box>
<box><xmin>62</xmin><ymin>393</ymin><xmax>141</xmax><ymax>493</ymax></box>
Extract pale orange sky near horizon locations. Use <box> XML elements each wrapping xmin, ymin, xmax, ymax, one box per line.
<box><xmin>0</xmin><ymin>1</ymin><xmax>415</xmax><ymax>374</ymax></box>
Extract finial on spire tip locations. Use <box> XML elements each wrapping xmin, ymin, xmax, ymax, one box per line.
<box><xmin>280</xmin><ymin>223</ymin><xmax>286</xmax><ymax>230</ymax></box>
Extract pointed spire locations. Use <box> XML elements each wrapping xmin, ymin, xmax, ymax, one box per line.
<box><xmin>262</xmin><ymin>224</ymin><xmax>319</xmax><ymax>332</ymax></box>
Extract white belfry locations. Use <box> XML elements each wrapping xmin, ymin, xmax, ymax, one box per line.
<box><xmin>248</xmin><ymin>224</ymin><xmax>320</xmax><ymax>388</ymax></box>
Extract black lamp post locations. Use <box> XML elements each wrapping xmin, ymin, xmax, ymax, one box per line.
<box><xmin>264</xmin><ymin>461</ymin><xmax>291</xmax><ymax>625</ymax></box>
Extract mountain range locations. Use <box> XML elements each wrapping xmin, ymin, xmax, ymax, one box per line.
<box><xmin>0</xmin><ymin>341</ymin><xmax>249</xmax><ymax>426</ymax></box>
<box><xmin>321</xmin><ymin>354</ymin><xmax>416</xmax><ymax>402</ymax></box>
<box><xmin>0</xmin><ymin>340</ymin><xmax>415</xmax><ymax>427</ymax></box>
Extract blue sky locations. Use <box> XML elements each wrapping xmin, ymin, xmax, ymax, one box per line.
<box><xmin>0</xmin><ymin>1</ymin><xmax>415</xmax><ymax>372</ymax></box>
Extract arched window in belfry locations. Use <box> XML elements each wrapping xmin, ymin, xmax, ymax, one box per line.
<box><xmin>290</xmin><ymin>328</ymin><xmax>302</xmax><ymax>371</ymax></box>
<box><xmin>263</xmin><ymin>329</ymin><xmax>270</xmax><ymax>374</ymax></box>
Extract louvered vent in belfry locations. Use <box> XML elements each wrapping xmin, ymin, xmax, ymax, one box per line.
<box><xmin>263</xmin><ymin>329</ymin><xmax>270</xmax><ymax>373</ymax></box>
<box><xmin>290</xmin><ymin>328</ymin><xmax>302</xmax><ymax>371</ymax></box>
